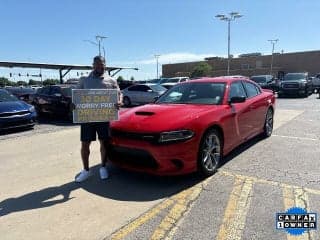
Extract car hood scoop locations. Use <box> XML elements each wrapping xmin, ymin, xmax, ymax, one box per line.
<box><xmin>135</xmin><ymin>111</ymin><xmax>155</xmax><ymax>116</ymax></box>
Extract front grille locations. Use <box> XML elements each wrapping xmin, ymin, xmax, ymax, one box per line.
<box><xmin>0</xmin><ymin>110</ymin><xmax>30</xmax><ymax>118</ymax></box>
<box><xmin>108</xmin><ymin>146</ymin><xmax>158</xmax><ymax>169</ymax></box>
<box><xmin>111</xmin><ymin>129</ymin><xmax>159</xmax><ymax>143</ymax></box>
<box><xmin>283</xmin><ymin>83</ymin><xmax>299</xmax><ymax>89</ymax></box>
<box><xmin>0</xmin><ymin>119</ymin><xmax>34</xmax><ymax>129</ymax></box>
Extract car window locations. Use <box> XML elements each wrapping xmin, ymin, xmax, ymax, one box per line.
<box><xmin>61</xmin><ymin>87</ymin><xmax>72</xmax><ymax>97</ymax></box>
<box><xmin>40</xmin><ymin>87</ymin><xmax>50</xmax><ymax>95</ymax></box>
<box><xmin>157</xmin><ymin>82</ymin><xmax>225</xmax><ymax>105</ymax></box>
<box><xmin>0</xmin><ymin>89</ymin><xmax>19</xmax><ymax>102</ymax></box>
<box><xmin>128</xmin><ymin>85</ymin><xmax>144</xmax><ymax>91</ymax></box>
<box><xmin>150</xmin><ymin>84</ymin><xmax>167</xmax><ymax>92</ymax></box>
<box><xmin>229</xmin><ymin>81</ymin><xmax>247</xmax><ymax>100</ymax></box>
<box><xmin>243</xmin><ymin>81</ymin><xmax>260</xmax><ymax>98</ymax></box>
<box><xmin>50</xmin><ymin>87</ymin><xmax>61</xmax><ymax>95</ymax></box>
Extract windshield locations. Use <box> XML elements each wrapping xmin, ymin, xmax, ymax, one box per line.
<box><xmin>250</xmin><ymin>76</ymin><xmax>267</xmax><ymax>83</ymax></box>
<box><xmin>166</xmin><ymin>78</ymin><xmax>180</xmax><ymax>83</ymax></box>
<box><xmin>284</xmin><ymin>73</ymin><xmax>306</xmax><ymax>81</ymax></box>
<box><xmin>156</xmin><ymin>82</ymin><xmax>225</xmax><ymax>105</ymax></box>
<box><xmin>149</xmin><ymin>84</ymin><xmax>167</xmax><ymax>92</ymax></box>
<box><xmin>61</xmin><ymin>87</ymin><xmax>72</xmax><ymax>96</ymax></box>
<box><xmin>0</xmin><ymin>89</ymin><xmax>19</xmax><ymax>102</ymax></box>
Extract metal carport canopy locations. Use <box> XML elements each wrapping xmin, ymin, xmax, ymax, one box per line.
<box><xmin>0</xmin><ymin>61</ymin><xmax>138</xmax><ymax>83</ymax></box>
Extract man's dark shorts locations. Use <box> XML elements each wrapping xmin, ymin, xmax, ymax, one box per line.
<box><xmin>80</xmin><ymin>122</ymin><xmax>110</xmax><ymax>142</ymax></box>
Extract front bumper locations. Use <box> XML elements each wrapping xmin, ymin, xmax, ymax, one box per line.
<box><xmin>0</xmin><ymin>112</ymin><xmax>37</xmax><ymax>130</ymax></box>
<box><xmin>108</xmin><ymin>136</ymin><xmax>200</xmax><ymax>175</ymax></box>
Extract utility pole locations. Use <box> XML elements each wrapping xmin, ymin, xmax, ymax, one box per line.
<box><xmin>154</xmin><ymin>54</ymin><xmax>160</xmax><ymax>79</ymax></box>
<box><xmin>268</xmin><ymin>39</ymin><xmax>279</xmax><ymax>75</ymax></box>
<box><xmin>84</xmin><ymin>35</ymin><xmax>108</xmax><ymax>57</ymax></box>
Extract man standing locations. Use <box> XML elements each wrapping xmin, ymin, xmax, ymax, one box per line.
<box><xmin>75</xmin><ymin>56</ymin><xmax>122</xmax><ymax>182</ymax></box>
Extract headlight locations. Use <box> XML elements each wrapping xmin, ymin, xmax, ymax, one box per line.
<box><xmin>159</xmin><ymin>130</ymin><xmax>194</xmax><ymax>143</ymax></box>
<box><xmin>29</xmin><ymin>106</ymin><xmax>35</xmax><ymax>112</ymax></box>
<box><xmin>300</xmin><ymin>81</ymin><xmax>307</xmax><ymax>86</ymax></box>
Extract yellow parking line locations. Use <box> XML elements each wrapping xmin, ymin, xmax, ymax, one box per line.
<box><xmin>110</xmin><ymin>198</ymin><xmax>175</xmax><ymax>240</ymax></box>
<box><xmin>111</xmin><ymin>178</ymin><xmax>210</xmax><ymax>240</ymax></box>
<box><xmin>216</xmin><ymin>177</ymin><xmax>254</xmax><ymax>240</ymax></box>
<box><xmin>282</xmin><ymin>185</ymin><xmax>312</xmax><ymax>240</ymax></box>
<box><xmin>151</xmin><ymin>178</ymin><xmax>210</xmax><ymax>240</ymax></box>
<box><xmin>221</xmin><ymin>170</ymin><xmax>320</xmax><ymax>196</ymax></box>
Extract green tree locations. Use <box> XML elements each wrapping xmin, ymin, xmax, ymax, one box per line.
<box><xmin>28</xmin><ymin>79</ymin><xmax>42</xmax><ymax>86</ymax></box>
<box><xmin>43</xmin><ymin>79</ymin><xmax>59</xmax><ymax>85</ymax></box>
<box><xmin>191</xmin><ymin>62</ymin><xmax>212</xmax><ymax>78</ymax></box>
<box><xmin>0</xmin><ymin>77</ymin><xmax>17</xmax><ymax>87</ymax></box>
<box><xmin>117</xmin><ymin>76</ymin><xmax>124</xmax><ymax>82</ymax></box>
<box><xmin>17</xmin><ymin>81</ymin><xmax>27</xmax><ymax>86</ymax></box>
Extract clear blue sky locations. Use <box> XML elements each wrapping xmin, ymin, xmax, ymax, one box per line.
<box><xmin>1</xmin><ymin>0</ymin><xmax>319</xmax><ymax>81</ymax></box>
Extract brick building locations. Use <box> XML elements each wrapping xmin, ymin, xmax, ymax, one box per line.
<box><xmin>162</xmin><ymin>50</ymin><xmax>320</xmax><ymax>78</ymax></box>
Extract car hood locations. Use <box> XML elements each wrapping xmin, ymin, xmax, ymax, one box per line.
<box><xmin>113</xmin><ymin>104</ymin><xmax>220</xmax><ymax>132</ymax></box>
<box><xmin>0</xmin><ymin>101</ymin><xmax>31</xmax><ymax>113</ymax></box>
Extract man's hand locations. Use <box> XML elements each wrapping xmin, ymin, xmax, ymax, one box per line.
<box><xmin>116</xmin><ymin>101</ymin><xmax>123</xmax><ymax>110</ymax></box>
<box><xmin>70</xmin><ymin>103</ymin><xmax>76</xmax><ymax>110</ymax></box>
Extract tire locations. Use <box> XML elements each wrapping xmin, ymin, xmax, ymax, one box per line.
<box><xmin>123</xmin><ymin>96</ymin><xmax>131</xmax><ymax>107</ymax></box>
<box><xmin>198</xmin><ymin>129</ymin><xmax>222</xmax><ymax>176</ymax></box>
<box><xmin>262</xmin><ymin>108</ymin><xmax>274</xmax><ymax>138</ymax></box>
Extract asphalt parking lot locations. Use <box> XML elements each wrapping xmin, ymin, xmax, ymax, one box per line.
<box><xmin>1</xmin><ymin>94</ymin><xmax>320</xmax><ymax>240</ymax></box>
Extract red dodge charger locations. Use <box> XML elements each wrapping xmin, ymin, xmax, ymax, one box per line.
<box><xmin>109</xmin><ymin>77</ymin><xmax>275</xmax><ymax>176</ymax></box>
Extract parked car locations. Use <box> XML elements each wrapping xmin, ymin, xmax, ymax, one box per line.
<box><xmin>161</xmin><ymin>77</ymin><xmax>189</xmax><ymax>89</ymax></box>
<box><xmin>0</xmin><ymin>89</ymin><xmax>37</xmax><ymax>131</ymax></box>
<box><xmin>32</xmin><ymin>85</ymin><xmax>76</xmax><ymax>120</ymax></box>
<box><xmin>312</xmin><ymin>74</ymin><xmax>320</xmax><ymax>93</ymax></box>
<box><xmin>122</xmin><ymin>83</ymin><xmax>167</xmax><ymax>107</ymax></box>
<box><xmin>278</xmin><ymin>72</ymin><xmax>313</xmax><ymax>97</ymax></box>
<box><xmin>250</xmin><ymin>75</ymin><xmax>276</xmax><ymax>91</ymax></box>
<box><xmin>5</xmin><ymin>87</ymin><xmax>36</xmax><ymax>104</ymax></box>
<box><xmin>109</xmin><ymin>77</ymin><xmax>275</xmax><ymax>176</ymax></box>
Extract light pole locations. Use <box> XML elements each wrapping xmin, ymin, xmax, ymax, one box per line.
<box><xmin>154</xmin><ymin>54</ymin><xmax>160</xmax><ymax>79</ymax></box>
<box><xmin>84</xmin><ymin>35</ymin><xmax>108</xmax><ymax>57</ymax></box>
<box><xmin>215</xmin><ymin>12</ymin><xmax>242</xmax><ymax>75</ymax></box>
<box><xmin>96</xmin><ymin>35</ymin><xmax>108</xmax><ymax>57</ymax></box>
<box><xmin>268</xmin><ymin>39</ymin><xmax>279</xmax><ymax>75</ymax></box>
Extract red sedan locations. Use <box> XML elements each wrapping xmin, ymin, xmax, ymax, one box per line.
<box><xmin>109</xmin><ymin>77</ymin><xmax>275</xmax><ymax>176</ymax></box>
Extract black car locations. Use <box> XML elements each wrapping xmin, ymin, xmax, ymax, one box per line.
<box><xmin>278</xmin><ymin>72</ymin><xmax>313</xmax><ymax>97</ymax></box>
<box><xmin>0</xmin><ymin>89</ymin><xmax>37</xmax><ymax>131</ymax></box>
<box><xmin>250</xmin><ymin>75</ymin><xmax>276</xmax><ymax>91</ymax></box>
<box><xmin>5</xmin><ymin>87</ymin><xmax>36</xmax><ymax>104</ymax></box>
<box><xmin>32</xmin><ymin>85</ymin><xmax>76</xmax><ymax>120</ymax></box>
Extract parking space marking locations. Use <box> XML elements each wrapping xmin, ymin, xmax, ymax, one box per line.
<box><xmin>220</xmin><ymin>171</ymin><xmax>320</xmax><ymax>196</ymax></box>
<box><xmin>110</xmin><ymin>170</ymin><xmax>320</xmax><ymax>240</ymax></box>
<box><xmin>110</xmin><ymin>178</ymin><xmax>210</xmax><ymax>240</ymax></box>
<box><xmin>272</xmin><ymin>134</ymin><xmax>319</xmax><ymax>141</ymax></box>
<box><xmin>282</xmin><ymin>185</ymin><xmax>314</xmax><ymax>240</ymax></box>
<box><xmin>110</xmin><ymin>198</ymin><xmax>175</xmax><ymax>240</ymax></box>
<box><xmin>216</xmin><ymin>177</ymin><xmax>253</xmax><ymax>240</ymax></box>
<box><xmin>273</xmin><ymin>110</ymin><xmax>304</xmax><ymax>130</ymax></box>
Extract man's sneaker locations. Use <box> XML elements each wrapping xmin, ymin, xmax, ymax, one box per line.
<box><xmin>99</xmin><ymin>167</ymin><xmax>109</xmax><ymax>180</ymax></box>
<box><xmin>75</xmin><ymin>169</ymin><xmax>91</xmax><ymax>183</ymax></box>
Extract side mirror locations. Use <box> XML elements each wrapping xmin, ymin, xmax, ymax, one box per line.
<box><xmin>229</xmin><ymin>96</ymin><xmax>246</xmax><ymax>104</ymax></box>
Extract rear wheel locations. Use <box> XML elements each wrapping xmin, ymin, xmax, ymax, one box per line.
<box><xmin>198</xmin><ymin>129</ymin><xmax>222</xmax><ymax>176</ymax></box>
<box><xmin>262</xmin><ymin>108</ymin><xmax>274</xmax><ymax>138</ymax></box>
<box><xmin>123</xmin><ymin>96</ymin><xmax>131</xmax><ymax>107</ymax></box>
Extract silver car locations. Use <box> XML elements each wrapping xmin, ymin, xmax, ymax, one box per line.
<box><xmin>122</xmin><ymin>83</ymin><xmax>167</xmax><ymax>107</ymax></box>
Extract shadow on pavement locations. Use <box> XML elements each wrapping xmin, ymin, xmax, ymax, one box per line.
<box><xmin>0</xmin><ymin>165</ymin><xmax>204</xmax><ymax>217</ymax></box>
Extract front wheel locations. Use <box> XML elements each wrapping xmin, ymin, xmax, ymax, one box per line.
<box><xmin>198</xmin><ymin>129</ymin><xmax>222</xmax><ymax>176</ymax></box>
<box><xmin>262</xmin><ymin>108</ymin><xmax>274</xmax><ymax>138</ymax></box>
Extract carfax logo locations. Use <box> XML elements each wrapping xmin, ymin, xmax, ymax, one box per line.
<box><xmin>276</xmin><ymin>207</ymin><xmax>317</xmax><ymax>236</ymax></box>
